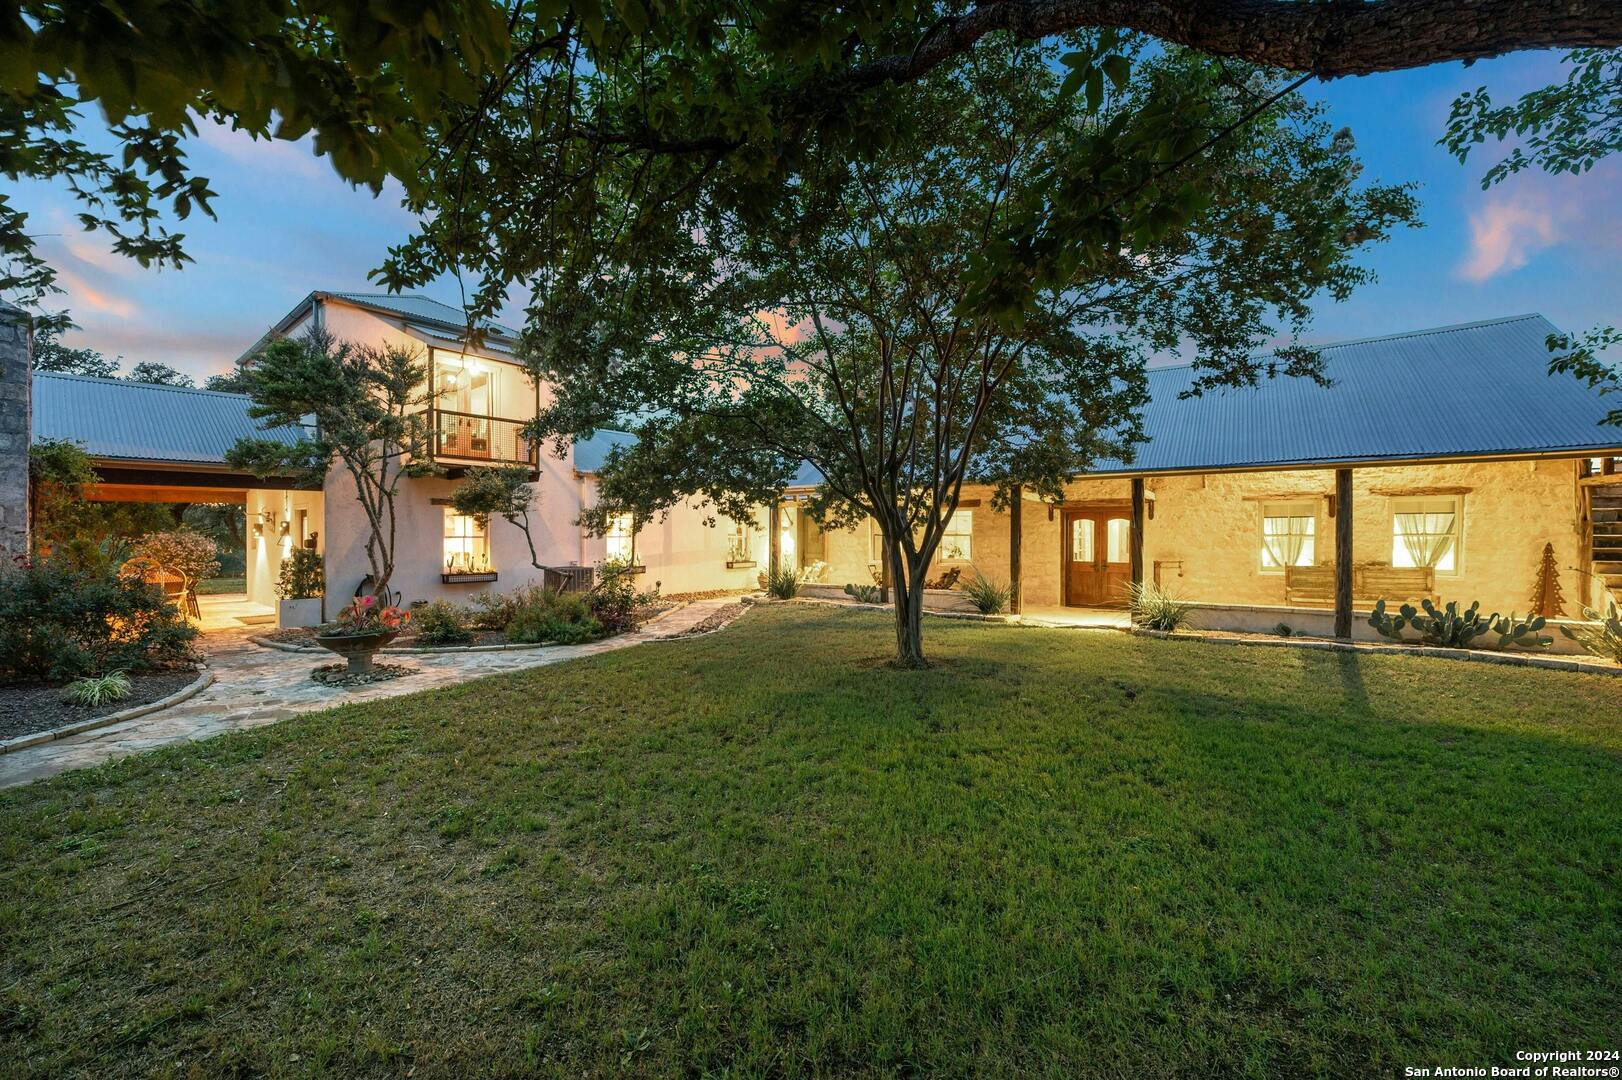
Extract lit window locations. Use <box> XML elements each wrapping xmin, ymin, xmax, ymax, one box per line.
<box><xmin>727</xmin><ymin>517</ymin><xmax>753</xmax><ymax>564</ymax></box>
<box><xmin>1105</xmin><ymin>517</ymin><xmax>1131</xmax><ymax>564</ymax></box>
<box><xmin>443</xmin><ymin>510</ymin><xmax>489</xmax><ymax>574</ymax></box>
<box><xmin>940</xmin><ymin>510</ymin><xmax>972</xmax><ymax>561</ymax></box>
<box><xmin>606</xmin><ymin>513</ymin><xmax>635</xmax><ymax>563</ymax></box>
<box><xmin>1392</xmin><ymin>497</ymin><xmax>1459</xmax><ymax>573</ymax></box>
<box><xmin>1260</xmin><ymin>502</ymin><xmax>1316</xmax><ymax>570</ymax></box>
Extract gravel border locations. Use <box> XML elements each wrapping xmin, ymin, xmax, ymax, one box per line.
<box><xmin>0</xmin><ymin>668</ymin><xmax>217</xmax><ymax>755</ymax></box>
<box><xmin>1128</xmin><ymin>627</ymin><xmax>1622</xmax><ymax>676</ymax></box>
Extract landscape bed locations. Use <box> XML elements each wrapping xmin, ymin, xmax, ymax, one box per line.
<box><xmin>0</xmin><ymin>669</ymin><xmax>201</xmax><ymax>744</ymax></box>
<box><xmin>1</xmin><ymin>604</ymin><xmax>1618</xmax><ymax>1077</ymax></box>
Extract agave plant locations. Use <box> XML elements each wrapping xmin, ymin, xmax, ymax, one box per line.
<box><xmin>1561</xmin><ymin>601</ymin><xmax>1622</xmax><ymax>664</ymax></box>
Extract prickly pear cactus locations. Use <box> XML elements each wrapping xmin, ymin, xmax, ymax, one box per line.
<box><xmin>1410</xmin><ymin>598</ymin><xmax>1494</xmax><ymax>648</ymax></box>
<box><xmin>1367</xmin><ymin>599</ymin><xmax>1410</xmax><ymax>642</ymax></box>
<box><xmin>1489</xmin><ymin>611</ymin><xmax>1552</xmax><ymax>650</ymax></box>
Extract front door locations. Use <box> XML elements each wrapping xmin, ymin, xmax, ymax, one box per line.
<box><xmin>1064</xmin><ymin>510</ymin><xmax>1133</xmax><ymax>606</ymax></box>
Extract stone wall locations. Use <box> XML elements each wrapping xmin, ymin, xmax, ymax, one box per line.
<box><xmin>0</xmin><ymin>301</ymin><xmax>29</xmax><ymax>558</ymax></box>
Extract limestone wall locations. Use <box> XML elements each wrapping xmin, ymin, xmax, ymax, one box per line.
<box><xmin>0</xmin><ymin>302</ymin><xmax>29</xmax><ymax>557</ymax></box>
<box><xmin>789</xmin><ymin>458</ymin><xmax>1586</xmax><ymax>616</ymax></box>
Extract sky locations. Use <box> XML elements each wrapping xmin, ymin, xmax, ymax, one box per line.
<box><xmin>7</xmin><ymin>48</ymin><xmax>1617</xmax><ymax>384</ymax></box>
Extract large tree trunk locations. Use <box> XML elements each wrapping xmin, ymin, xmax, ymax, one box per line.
<box><xmin>887</xmin><ymin>543</ymin><xmax>929</xmax><ymax>668</ymax></box>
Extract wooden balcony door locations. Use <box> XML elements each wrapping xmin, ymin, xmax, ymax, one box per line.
<box><xmin>1063</xmin><ymin>508</ymin><xmax>1132</xmax><ymax>607</ymax></box>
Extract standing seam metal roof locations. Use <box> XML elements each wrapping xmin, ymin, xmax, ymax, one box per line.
<box><xmin>31</xmin><ymin>373</ymin><xmax>308</xmax><ymax>465</ymax></box>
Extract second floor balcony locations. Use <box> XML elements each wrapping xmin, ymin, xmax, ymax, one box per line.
<box><xmin>419</xmin><ymin>346</ymin><xmax>539</xmax><ymax>470</ymax></box>
<box><xmin>424</xmin><ymin>407</ymin><xmax>538</xmax><ymax>468</ymax></box>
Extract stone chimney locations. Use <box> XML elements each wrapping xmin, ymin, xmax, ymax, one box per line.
<box><xmin>0</xmin><ymin>300</ymin><xmax>31</xmax><ymax>558</ymax></box>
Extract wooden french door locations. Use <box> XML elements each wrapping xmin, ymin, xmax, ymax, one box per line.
<box><xmin>1063</xmin><ymin>509</ymin><xmax>1133</xmax><ymax>607</ymax></box>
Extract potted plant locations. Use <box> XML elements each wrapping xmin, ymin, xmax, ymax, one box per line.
<box><xmin>315</xmin><ymin>595</ymin><xmax>411</xmax><ymax>674</ymax></box>
<box><xmin>276</xmin><ymin>547</ymin><xmax>326</xmax><ymax>628</ymax></box>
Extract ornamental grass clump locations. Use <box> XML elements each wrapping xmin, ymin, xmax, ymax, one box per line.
<box><xmin>1128</xmin><ymin>581</ymin><xmax>1196</xmax><ymax>632</ymax></box>
<box><xmin>961</xmin><ymin>568</ymin><xmax>1012</xmax><ymax>615</ymax></box>
<box><xmin>764</xmin><ymin>567</ymin><xmax>799</xmax><ymax>600</ymax></box>
<box><xmin>63</xmin><ymin>671</ymin><xmax>132</xmax><ymax>707</ymax></box>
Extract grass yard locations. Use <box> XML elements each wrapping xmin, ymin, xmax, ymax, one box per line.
<box><xmin>2</xmin><ymin>605</ymin><xmax>1619</xmax><ymax>1078</ymax></box>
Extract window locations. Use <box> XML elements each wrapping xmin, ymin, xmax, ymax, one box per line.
<box><xmin>940</xmin><ymin>510</ymin><xmax>972</xmax><ymax>561</ymax></box>
<box><xmin>443</xmin><ymin>510</ymin><xmax>489</xmax><ymax>574</ymax></box>
<box><xmin>1260</xmin><ymin>501</ymin><xmax>1316</xmax><ymax>570</ymax></box>
<box><xmin>727</xmin><ymin>518</ymin><xmax>754</xmax><ymax>565</ymax></box>
<box><xmin>1104</xmin><ymin>517</ymin><xmax>1131</xmax><ymax>564</ymax></box>
<box><xmin>1392</xmin><ymin>497</ymin><xmax>1459</xmax><ymax>573</ymax></box>
<box><xmin>606</xmin><ymin>513</ymin><xmax>635</xmax><ymax>563</ymax></box>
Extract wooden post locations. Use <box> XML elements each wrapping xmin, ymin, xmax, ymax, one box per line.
<box><xmin>768</xmin><ymin>500</ymin><xmax>780</xmax><ymax>579</ymax></box>
<box><xmin>1130</xmin><ymin>478</ymin><xmax>1145</xmax><ymax>593</ymax></box>
<box><xmin>1334</xmin><ymin>467</ymin><xmax>1353</xmax><ymax>639</ymax></box>
<box><xmin>1009</xmin><ymin>486</ymin><xmax>1023</xmax><ymax>615</ymax></box>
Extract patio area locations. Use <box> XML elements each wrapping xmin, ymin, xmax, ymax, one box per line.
<box><xmin>196</xmin><ymin>591</ymin><xmax>277</xmax><ymax>632</ymax></box>
<box><xmin>1018</xmin><ymin>604</ymin><xmax>1132</xmax><ymax>629</ymax></box>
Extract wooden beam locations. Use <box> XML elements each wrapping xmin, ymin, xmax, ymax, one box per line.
<box><xmin>84</xmin><ymin>483</ymin><xmax>248</xmax><ymax>505</ymax></box>
<box><xmin>1334</xmin><ymin>468</ymin><xmax>1354</xmax><ymax>639</ymax></box>
<box><xmin>1130</xmin><ymin>478</ymin><xmax>1145</xmax><ymax>591</ymax></box>
<box><xmin>1009</xmin><ymin>485</ymin><xmax>1022</xmax><ymax>615</ymax></box>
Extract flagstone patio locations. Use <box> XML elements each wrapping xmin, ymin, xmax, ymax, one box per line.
<box><xmin>0</xmin><ymin>598</ymin><xmax>742</xmax><ymax>789</ymax></box>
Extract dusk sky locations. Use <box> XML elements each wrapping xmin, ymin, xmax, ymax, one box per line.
<box><xmin>10</xmin><ymin>48</ymin><xmax>1618</xmax><ymax>384</ymax></box>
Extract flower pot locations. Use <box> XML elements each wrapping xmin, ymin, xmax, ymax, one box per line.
<box><xmin>278</xmin><ymin>597</ymin><xmax>324</xmax><ymax>629</ymax></box>
<box><xmin>314</xmin><ymin>629</ymin><xmax>400</xmax><ymax>674</ymax></box>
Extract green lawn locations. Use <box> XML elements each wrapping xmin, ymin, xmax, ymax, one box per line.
<box><xmin>2</xmin><ymin>605</ymin><xmax>1619</xmax><ymax>1077</ymax></box>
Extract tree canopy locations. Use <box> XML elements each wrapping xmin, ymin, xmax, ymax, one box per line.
<box><xmin>511</xmin><ymin>38</ymin><xmax>1417</xmax><ymax>665</ymax></box>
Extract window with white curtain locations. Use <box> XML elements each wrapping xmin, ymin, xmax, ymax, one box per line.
<box><xmin>1260</xmin><ymin>501</ymin><xmax>1316</xmax><ymax>570</ymax></box>
<box><xmin>1391</xmin><ymin>497</ymin><xmax>1459</xmax><ymax>573</ymax></box>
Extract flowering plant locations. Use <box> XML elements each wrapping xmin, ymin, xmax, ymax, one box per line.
<box><xmin>318</xmin><ymin>594</ymin><xmax>411</xmax><ymax>637</ymax></box>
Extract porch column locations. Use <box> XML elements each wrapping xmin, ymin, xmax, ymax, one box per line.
<box><xmin>768</xmin><ymin>499</ymin><xmax>780</xmax><ymax>578</ymax></box>
<box><xmin>1009</xmin><ymin>485</ymin><xmax>1022</xmax><ymax>614</ymax></box>
<box><xmin>1130</xmin><ymin>477</ymin><xmax>1145</xmax><ymax>592</ymax></box>
<box><xmin>1334</xmin><ymin>467</ymin><xmax>1353</xmax><ymax>639</ymax></box>
<box><xmin>0</xmin><ymin>301</ymin><xmax>30</xmax><ymax>559</ymax></box>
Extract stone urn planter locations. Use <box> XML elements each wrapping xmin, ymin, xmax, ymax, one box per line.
<box><xmin>278</xmin><ymin>597</ymin><xmax>324</xmax><ymax>629</ymax></box>
<box><xmin>314</xmin><ymin>630</ymin><xmax>400</xmax><ymax>674</ymax></box>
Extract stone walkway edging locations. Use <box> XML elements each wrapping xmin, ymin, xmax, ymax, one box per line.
<box><xmin>759</xmin><ymin>594</ymin><xmax>1021</xmax><ymax>624</ymax></box>
<box><xmin>1130</xmin><ymin>627</ymin><xmax>1622</xmax><ymax>675</ymax></box>
<box><xmin>0</xmin><ymin>669</ymin><xmax>217</xmax><ymax>755</ymax></box>
<box><xmin>244</xmin><ymin>602</ymin><xmax>692</xmax><ymax>656</ymax></box>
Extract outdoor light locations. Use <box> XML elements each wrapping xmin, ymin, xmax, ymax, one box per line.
<box><xmin>279</xmin><ymin>520</ymin><xmax>291</xmax><ymax>538</ymax></box>
<box><xmin>252</xmin><ymin>521</ymin><xmax>265</xmax><ymax>538</ymax></box>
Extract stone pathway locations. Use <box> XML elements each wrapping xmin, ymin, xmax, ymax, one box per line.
<box><xmin>0</xmin><ymin>599</ymin><xmax>741</xmax><ymax>790</ymax></box>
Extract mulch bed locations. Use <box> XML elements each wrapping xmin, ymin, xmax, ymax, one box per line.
<box><xmin>0</xmin><ymin>669</ymin><xmax>201</xmax><ymax>743</ymax></box>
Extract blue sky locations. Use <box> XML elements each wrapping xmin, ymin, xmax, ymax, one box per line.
<box><xmin>10</xmin><ymin>49</ymin><xmax>1617</xmax><ymax>382</ymax></box>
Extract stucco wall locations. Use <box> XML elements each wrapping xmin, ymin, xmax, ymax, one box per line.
<box><xmin>245</xmin><ymin>488</ymin><xmax>325</xmax><ymax>608</ymax></box>
<box><xmin>792</xmin><ymin>458</ymin><xmax>1586</xmax><ymax>616</ymax></box>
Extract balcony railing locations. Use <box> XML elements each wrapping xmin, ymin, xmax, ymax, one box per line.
<box><xmin>421</xmin><ymin>408</ymin><xmax>537</xmax><ymax>467</ymax></box>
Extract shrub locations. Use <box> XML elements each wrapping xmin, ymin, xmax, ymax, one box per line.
<box><xmin>64</xmin><ymin>671</ymin><xmax>132</xmax><ymax>706</ymax></box>
<box><xmin>1561</xmin><ymin>601</ymin><xmax>1622</xmax><ymax>664</ymax></box>
<box><xmin>275</xmin><ymin>548</ymin><xmax>324</xmax><ymax>600</ymax></box>
<box><xmin>126</xmin><ymin>529</ymin><xmax>221</xmax><ymax>591</ymax></box>
<box><xmin>587</xmin><ymin>568</ymin><xmax>640</xmax><ymax>634</ymax></box>
<box><xmin>415</xmin><ymin>601</ymin><xmax>473</xmax><ymax>646</ymax></box>
<box><xmin>0</xmin><ymin>560</ymin><xmax>198</xmax><ymax>684</ymax></box>
<box><xmin>1128</xmin><ymin>581</ymin><xmax>1196</xmax><ymax>632</ymax></box>
<box><xmin>764</xmin><ymin>567</ymin><xmax>799</xmax><ymax>600</ymax></box>
<box><xmin>506</xmin><ymin>588</ymin><xmax>601</xmax><ymax>644</ymax></box>
<box><xmin>961</xmin><ymin>568</ymin><xmax>1012</xmax><ymax>615</ymax></box>
<box><xmin>466</xmin><ymin>590</ymin><xmax>518</xmax><ymax>631</ymax></box>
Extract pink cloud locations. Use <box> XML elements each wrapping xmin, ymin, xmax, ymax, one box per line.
<box><xmin>1456</xmin><ymin>189</ymin><xmax>1561</xmax><ymax>282</ymax></box>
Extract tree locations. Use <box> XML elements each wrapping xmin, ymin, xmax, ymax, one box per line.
<box><xmin>126</xmin><ymin>361</ymin><xmax>193</xmax><ymax>387</ymax></box>
<box><xmin>31</xmin><ymin>319</ymin><xmax>119</xmax><ymax>378</ymax></box>
<box><xmin>203</xmin><ymin>365</ymin><xmax>256</xmax><ymax>394</ymax></box>
<box><xmin>226</xmin><ymin>331</ymin><xmax>438</xmax><ymax>598</ymax></box>
<box><xmin>1443</xmin><ymin>48</ymin><xmax>1621</xmax><ymax>425</ymax></box>
<box><xmin>27</xmin><ymin>438</ymin><xmax>97</xmax><ymax>552</ymax></box>
<box><xmin>1</xmin><ymin>1</ymin><xmax>512</xmax><ymax>310</ymax></box>
<box><xmin>125</xmin><ymin>528</ymin><xmax>221</xmax><ymax>594</ymax></box>
<box><xmin>449</xmin><ymin>465</ymin><xmax>545</xmax><ymax>570</ymax></box>
<box><xmin>517</xmin><ymin>41</ymin><xmax>1417</xmax><ymax>667</ymax></box>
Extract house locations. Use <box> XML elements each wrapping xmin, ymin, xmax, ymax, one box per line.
<box><xmin>20</xmin><ymin>297</ymin><xmax>1622</xmax><ymax>643</ymax></box>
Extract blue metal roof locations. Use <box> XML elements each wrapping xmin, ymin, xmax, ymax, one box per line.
<box><xmin>1087</xmin><ymin>313</ymin><xmax>1622</xmax><ymax>475</ymax></box>
<box><xmin>32</xmin><ymin>373</ymin><xmax>308</xmax><ymax>465</ymax></box>
<box><xmin>571</xmin><ymin>428</ymin><xmax>638</xmax><ymax>473</ymax></box>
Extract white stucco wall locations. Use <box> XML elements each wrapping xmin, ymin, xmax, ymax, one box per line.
<box><xmin>244</xmin><ymin>488</ymin><xmax>325</xmax><ymax>608</ymax></box>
